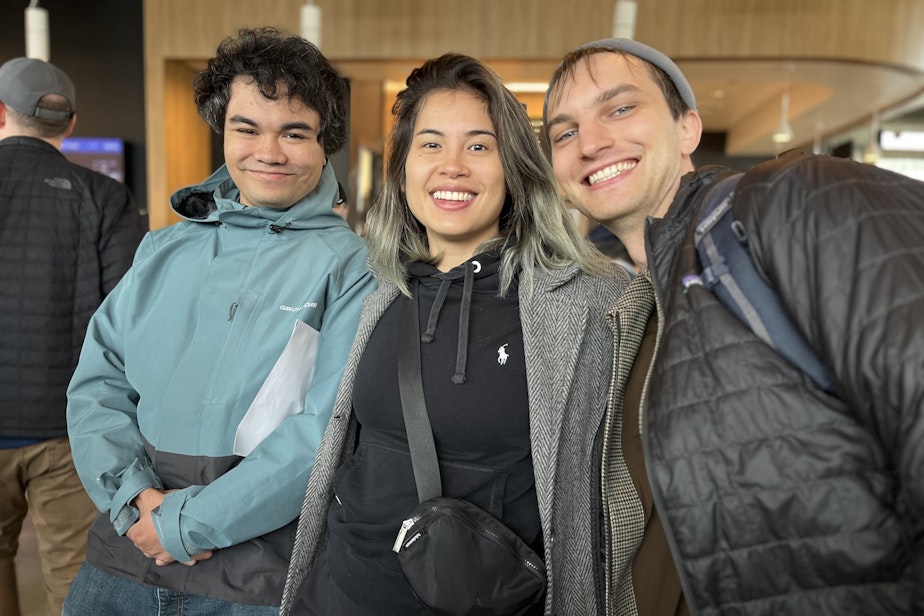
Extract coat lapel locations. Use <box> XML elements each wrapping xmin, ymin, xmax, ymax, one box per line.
<box><xmin>520</xmin><ymin>269</ymin><xmax>589</xmax><ymax>537</ymax></box>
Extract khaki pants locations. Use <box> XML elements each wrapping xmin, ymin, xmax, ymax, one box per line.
<box><xmin>0</xmin><ymin>437</ymin><xmax>97</xmax><ymax>616</ymax></box>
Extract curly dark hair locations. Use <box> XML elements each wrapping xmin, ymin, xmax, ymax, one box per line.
<box><xmin>193</xmin><ymin>27</ymin><xmax>347</xmax><ymax>156</ymax></box>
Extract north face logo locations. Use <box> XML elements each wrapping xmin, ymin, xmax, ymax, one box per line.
<box><xmin>44</xmin><ymin>177</ymin><xmax>72</xmax><ymax>190</ymax></box>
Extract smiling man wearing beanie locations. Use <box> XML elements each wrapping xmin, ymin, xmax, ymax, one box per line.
<box><xmin>543</xmin><ymin>38</ymin><xmax>923</xmax><ymax>615</ymax></box>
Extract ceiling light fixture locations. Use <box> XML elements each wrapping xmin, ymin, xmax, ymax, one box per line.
<box><xmin>25</xmin><ymin>0</ymin><xmax>49</xmax><ymax>61</ymax></box>
<box><xmin>505</xmin><ymin>82</ymin><xmax>549</xmax><ymax>94</ymax></box>
<box><xmin>301</xmin><ymin>0</ymin><xmax>322</xmax><ymax>48</ymax></box>
<box><xmin>881</xmin><ymin>129</ymin><xmax>924</xmax><ymax>151</ymax></box>
<box><xmin>863</xmin><ymin>110</ymin><xmax>882</xmax><ymax>164</ymax></box>
<box><xmin>771</xmin><ymin>90</ymin><xmax>793</xmax><ymax>144</ymax></box>
<box><xmin>612</xmin><ymin>0</ymin><xmax>638</xmax><ymax>39</ymax></box>
<box><xmin>812</xmin><ymin>122</ymin><xmax>823</xmax><ymax>155</ymax></box>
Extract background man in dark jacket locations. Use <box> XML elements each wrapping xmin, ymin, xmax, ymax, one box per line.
<box><xmin>543</xmin><ymin>38</ymin><xmax>923</xmax><ymax>615</ymax></box>
<box><xmin>0</xmin><ymin>57</ymin><xmax>145</xmax><ymax>616</ymax></box>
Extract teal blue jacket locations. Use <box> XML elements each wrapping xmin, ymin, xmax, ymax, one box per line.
<box><xmin>66</xmin><ymin>163</ymin><xmax>375</xmax><ymax>605</ymax></box>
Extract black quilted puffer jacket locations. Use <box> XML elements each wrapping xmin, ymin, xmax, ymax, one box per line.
<box><xmin>0</xmin><ymin>136</ymin><xmax>145</xmax><ymax>438</ymax></box>
<box><xmin>643</xmin><ymin>153</ymin><xmax>922</xmax><ymax>615</ymax></box>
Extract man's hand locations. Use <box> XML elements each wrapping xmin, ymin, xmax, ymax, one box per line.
<box><xmin>153</xmin><ymin>549</ymin><xmax>214</xmax><ymax>567</ymax></box>
<box><xmin>126</xmin><ymin>488</ymin><xmax>214</xmax><ymax>566</ymax></box>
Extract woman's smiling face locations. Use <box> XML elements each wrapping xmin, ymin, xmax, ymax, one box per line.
<box><xmin>404</xmin><ymin>89</ymin><xmax>507</xmax><ymax>270</ymax></box>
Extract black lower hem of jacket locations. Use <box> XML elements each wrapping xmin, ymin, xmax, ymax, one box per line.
<box><xmin>84</xmin><ymin>510</ymin><xmax>294</xmax><ymax>606</ymax></box>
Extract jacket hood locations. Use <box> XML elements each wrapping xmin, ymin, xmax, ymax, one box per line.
<box><xmin>169</xmin><ymin>163</ymin><xmax>349</xmax><ymax>231</ymax></box>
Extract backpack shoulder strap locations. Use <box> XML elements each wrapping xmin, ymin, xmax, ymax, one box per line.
<box><xmin>690</xmin><ymin>173</ymin><xmax>838</xmax><ymax>396</ymax></box>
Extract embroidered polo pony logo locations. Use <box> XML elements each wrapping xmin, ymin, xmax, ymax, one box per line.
<box><xmin>497</xmin><ymin>343</ymin><xmax>509</xmax><ymax>365</ymax></box>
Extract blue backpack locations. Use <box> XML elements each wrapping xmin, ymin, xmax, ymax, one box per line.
<box><xmin>689</xmin><ymin>173</ymin><xmax>838</xmax><ymax>396</ymax></box>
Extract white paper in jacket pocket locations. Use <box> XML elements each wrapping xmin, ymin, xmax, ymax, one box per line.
<box><xmin>233</xmin><ymin>320</ymin><xmax>320</xmax><ymax>457</ymax></box>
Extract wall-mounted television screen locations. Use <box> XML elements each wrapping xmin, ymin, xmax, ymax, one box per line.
<box><xmin>61</xmin><ymin>137</ymin><xmax>125</xmax><ymax>183</ymax></box>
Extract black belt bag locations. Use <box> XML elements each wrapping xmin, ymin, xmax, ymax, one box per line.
<box><xmin>393</xmin><ymin>282</ymin><xmax>547</xmax><ymax>616</ymax></box>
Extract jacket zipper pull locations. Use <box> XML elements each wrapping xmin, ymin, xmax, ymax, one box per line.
<box><xmin>228</xmin><ymin>302</ymin><xmax>238</xmax><ymax>321</ymax></box>
<box><xmin>393</xmin><ymin>517</ymin><xmax>415</xmax><ymax>553</ymax></box>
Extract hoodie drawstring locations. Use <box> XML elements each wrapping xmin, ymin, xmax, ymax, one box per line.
<box><xmin>418</xmin><ymin>260</ymin><xmax>476</xmax><ymax>385</ymax></box>
<box><xmin>452</xmin><ymin>263</ymin><xmax>474</xmax><ymax>384</ymax></box>
<box><xmin>422</xmin><ymin>279</ymin><xmax>451</xmax><ymax>343</ymax></box>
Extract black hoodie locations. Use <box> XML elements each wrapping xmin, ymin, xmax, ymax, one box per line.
<box><xmin>323</xmin><ymin>252</ymin><xmax>542</xmax><ymax>613</ymax></box>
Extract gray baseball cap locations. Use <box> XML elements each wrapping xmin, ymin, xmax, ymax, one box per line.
<box><xmin>0</xmin><ymin>57</ymin><xmax>75</xmax><ymax>120</ymax></box>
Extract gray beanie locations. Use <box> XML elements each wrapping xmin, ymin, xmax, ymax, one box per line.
<box><xmin>544</xmin><ymin>38</ymin><xmax>696</xmax><ymax>121</ymax></box>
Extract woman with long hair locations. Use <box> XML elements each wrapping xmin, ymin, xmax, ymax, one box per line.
<box><xmin>281</xmin><ymin>53</ymin><xmax>628</xmax><ymax>615</ymax></box>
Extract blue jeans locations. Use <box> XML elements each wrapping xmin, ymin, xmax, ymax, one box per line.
<box><xmin>63</xmin><ymin>562</ymin><xmax>280</xmax><ymax>616</ymax></box>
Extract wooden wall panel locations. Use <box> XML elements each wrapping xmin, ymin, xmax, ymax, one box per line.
<box><xmin>346</xmin><ymin>79</ymin><xmax>385</xmax><ymax>207</ymax></box>
<box><xmin>318</xmin><ymin>0</ymin><xmax>612</xmax><ymax>58</ymax></box>
<box><xmin>158</xmin><ymin>61</ymin><xmax>212</xmax><ymax>229</ymax></box>
<box><xmin>634</xmin><ymin>0</ymin><xmax>924</xmax><ymax>70</ymax></box>
<box><xmin>145</xmin><ymin>0</ymin><xmax>304</xmax><ymax>60</ymax></box>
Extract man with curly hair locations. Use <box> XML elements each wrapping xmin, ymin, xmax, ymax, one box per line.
<box><xmin>64</xmin><ymin>28</ymin><xmax>374</xmax><ymax>615</ymax></box>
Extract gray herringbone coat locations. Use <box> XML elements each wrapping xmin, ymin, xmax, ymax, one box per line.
<box><xmin>280</xmin><ymin>263</ymin><xmax>628</xmax><ymax>614</ymax></box>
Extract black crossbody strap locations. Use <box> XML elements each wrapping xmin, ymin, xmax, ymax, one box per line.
<box><xmin>398</xmin><ymin>280</ymin><xmax>443</xmax><ymax>503</ymax></box>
